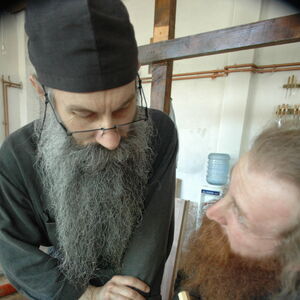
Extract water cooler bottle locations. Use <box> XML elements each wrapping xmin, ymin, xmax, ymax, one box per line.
<box><xmin>197</xmin><ymin>153</ymin><xmax>230</xmax><ymax>226</ymax></box>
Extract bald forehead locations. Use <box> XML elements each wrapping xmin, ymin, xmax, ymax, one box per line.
<box><xmin>232</xmin><ymin>154</ymin><xmax>300</xmax><ymax>235</ymax></box>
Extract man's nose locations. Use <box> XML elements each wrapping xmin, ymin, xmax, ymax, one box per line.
<box><xmin>206</xmin><ymin>198</ymin><xmax>227</xmax><ymax>226</ymax></box>
<box><xmin>95</xmin><ymin>129</ymin><xmax>121</xmax><ymax>150</ymax></box>
<box><xmin>93</xmin><ymin>115</ymin><xmax>122</xmax><ymax>150</ymax></box>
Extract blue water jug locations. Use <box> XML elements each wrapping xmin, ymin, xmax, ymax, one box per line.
<box><xmin>206</xmin><ymin>153</ymin><xmax>230</xmax><ymax>185</ymax></box>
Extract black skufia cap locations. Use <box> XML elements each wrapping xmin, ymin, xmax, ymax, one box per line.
<box><xmin>25</xmin><ymin>0</ymin><xmax>138</xmax><ymax>92</ymax></box>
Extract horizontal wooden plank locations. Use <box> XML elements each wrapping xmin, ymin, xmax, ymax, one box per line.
<box><xmin>138</xmin><ymin>14</ymin><xmax>300</xmax><ymax>65</ymax></box>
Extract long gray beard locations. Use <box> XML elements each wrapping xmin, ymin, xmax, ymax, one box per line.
<box><xmin>35</xmin><ymin>106</ymin><xmax>154</xmax><ymax>287</ymax></box>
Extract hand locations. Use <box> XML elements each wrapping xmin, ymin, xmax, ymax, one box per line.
<box><xmin>89</xmin><ymin>275</ymin><xmax>150</xmax><ymax>300</ymax></box>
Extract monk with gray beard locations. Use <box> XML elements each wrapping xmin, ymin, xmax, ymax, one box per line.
<box><xmin>0</xmin><ymin>0</ymin><xmax>178</xmax><ymax>299</ymax></box>
<box><xmin>0</xmin><ymin>103</ymin><xmax>177</xmax><ymax>300</ymax></box>
<box><xmin>36</xmin><ymin>107</ymin><xmax>154</xmax><ymax>287</ymax></box>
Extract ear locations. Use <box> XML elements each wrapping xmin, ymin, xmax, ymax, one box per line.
<box><xmin>29</xmin><ymin>74</ymin><xmax>45</xmax><ymax>99</ymax></box>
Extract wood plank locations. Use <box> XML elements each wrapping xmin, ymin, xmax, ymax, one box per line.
<box><xmin>139</xmin><ymin>13</ymin><xmax>300</xmax><ymax>65</ymax></box>
<box><xmin>161</xmin><ymin>199</ymin><xmax>190</xmax><ymax>300</ymax></box>
<box><xmin>150</xmin><ymin>0</ymin><xmax>177</xmax><ymax>114</ymax></box>
<box><xmin>150</xmin><ymin>62</ymin><xmax>173</xmax><ymax>112</ymax></box>
<box><xmin>153</xmin><ymin>0</ymin><xmax>176</xmax><ymax>42</ymax></box>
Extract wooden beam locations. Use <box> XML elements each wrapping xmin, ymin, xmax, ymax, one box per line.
<box><xmin>153</xmin><ymin>0</ymin><xmax>176</xmax><ymax>42</ymax></box>
<box><xmin>161</xmin><ymin>199</ymin><xmax>190</xmax><ymax>300</ymax></box>
<box><xmin>139</xmin><ymin>13</ymin><xmax>300</xmax><ymax>65</ymax></box>
<box><xmin>151</xmin><ymin>62</ymin><xmax>173</xmax><ymax>112</ymax></box>
<box><xmin>150</xmin><ymin>0</ymin><xmax>177</xmax><ymax>114</ymax></box>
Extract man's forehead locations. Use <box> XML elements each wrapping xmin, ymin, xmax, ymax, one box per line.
<box><xmin>53</xmin><ymin>80</ymin><xmax>136</xmax><ymax>107</ymax></box>
<box><xmin>53</xmin><ymin>80</ymin><xmax>136</xmax><ymax>97</ymax></box>
<box><xmin>233</xmin><ymin>157</ymin><xmax>300</xmax><ymax>233</ymax></box>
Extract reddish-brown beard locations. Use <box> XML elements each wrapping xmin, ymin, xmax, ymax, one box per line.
<box><xmin>180</xmin><ymin>216</ymin><xmax>282</xmax><ymax>300</ymax></box>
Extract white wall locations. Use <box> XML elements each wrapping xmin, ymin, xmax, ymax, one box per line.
<box><xmin>0</xmin><ymin>1</ymin><xmax>299</xmax><ymax>205</ymax></box>
<box><xmin>0</xmin><ymin>11</ymin><xmax>39</xmax><ymax>143</ymax></box>
<box><xmin>123</xmin><ymin>0</ymin><xmax>300</xmax><ymax>204</ymax></box>
<box><xmin>0</xmin><ymin>12</ymin><xmax>20</xmax><ymax>141</ymax></box>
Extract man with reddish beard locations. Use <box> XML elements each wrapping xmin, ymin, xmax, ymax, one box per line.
<box><xmin>176</xmin><ymin>122</ymin><xmax>300</xmax><ymax>300</ymax></box>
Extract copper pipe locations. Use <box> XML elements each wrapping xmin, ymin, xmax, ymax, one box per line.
<box><xmin>224</xmin><ymin>68</ymin><xmax>257</xmax><ymax>73</ymax></box>
<box><xmin>225</xmin><ymin>67</ymin><xmax>300</xmax><ymax>73</ymax></box>
<box><xmin>172</xmin><ymin>69</ymin><xmax>225</xmax><ymax>77</ymax></box>
<box><xmin>225</xmin><ymin>63</ymin><xmax>300</xmax><ymax>69</ymax></box>
<box><xmin>142</xmin><ymin>73</ymin><xmax>226</xmax><ymax>83</ymax></box>
<box><xmin>141</xmin><ymin>62</ymin><xmax>300</xmax><ymax>83</ymax></box>
<box><xmin>255</xmin><ymin>62</ymin><xmax>300</xmax><ymax>69</ymax></box>
<box><xmin>257</xmin><ymin>67</ymin><xmax>300</xmax><ymax>73</ymax></box>
<box><xmin>172</xmin><ymin>74</ymin><xmax>226</xmax><ymax>80</ymax></box>
<box><xmin>143</xmin><ymin>67</ymin><xmax>300</xmax><ymax>82</ymax></box>
<box><xmin>1</xmin><ymin>76</ymin><xmax>22</xmax><ymax>137</ymax></box>
<box><xmin>2</xmin><ymin>79</ymin><xmax>8</xmax><ymax>137</ymax></box>
<box><xmin>141</xmin><ymin>68</ymin><xmax>224</xmax><ymax>81</ymax></box>
<box><xmin>224</xmin><ymin>63</ymin><xmax>257</xmax><ymax>69</ymax></box>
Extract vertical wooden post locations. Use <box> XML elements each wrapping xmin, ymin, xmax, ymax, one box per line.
<box><xmin>150</xmin><ymin>0</ymin><xmax>177</xmax><ymax>114</ymax></box>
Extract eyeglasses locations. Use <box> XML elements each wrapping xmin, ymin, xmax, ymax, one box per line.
<box><xmin>39</xmin><ymin>75</ymin><xmax>148</xmax><ymax>139</ymax></box>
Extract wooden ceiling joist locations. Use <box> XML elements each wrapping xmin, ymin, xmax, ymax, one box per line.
<box><xmin>139</xmin><ymin>13</ymin><xmax>300</xmax><ymax>66</ymax></box>
<box><xmin>150</xmin><ymin>0</ymin><xmax>177</xmax><ymax>114</ymax></box>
